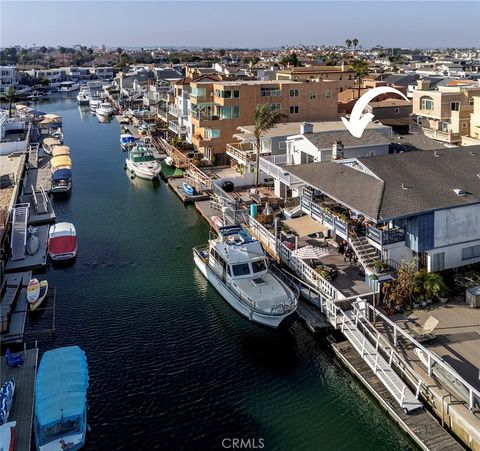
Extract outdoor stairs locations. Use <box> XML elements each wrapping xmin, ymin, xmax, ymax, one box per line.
<box><xmin>340</xmin><ymin>310</ymin><xmax>423</xmax><ymax>414</ymax></box>
<box><xmin>10</xmin><ymin>205</ymin><xmax>29</xmax><ymax>261</ymax></box>
<box><xmin>350</xmin><ymin>233</ymin><xmax>379</xmax><ymax>271</ymax></box>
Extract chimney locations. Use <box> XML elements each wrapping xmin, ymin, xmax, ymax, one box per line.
<box><xmin>332</xmin><ymin>141</ymin><xmax>344</xmax><ymax>160</ymax></box>
<box><xmin>300</xmin><ymin>122</ymin><xmax>313</xmax><ymax>134</ymax></box>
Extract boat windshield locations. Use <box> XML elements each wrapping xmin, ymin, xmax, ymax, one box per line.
<box><xmin>251</xmin><ymin>259</ymin><xmax>267</xmax><ymax>273</ymax></box>
<box><xmin>43</xmin><ymin>418</ymin><xmax>80</xmax><ymax>440</ymax></box>
<box><xmin>232</xmin><ymin>263</ymin><xmax>250</xmax><ymax>277</ymax></box>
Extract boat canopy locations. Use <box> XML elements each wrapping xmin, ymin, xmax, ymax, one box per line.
<box><xmin>35</xmin><ymin>346</ymin><xmax>89</xmax><ymax>428</ymax></box>
<box><xmin>51</xmin><ymin>155</ymin><xmax>72</xmax><ymax>169</ymax></box>
<box><xmin>51</xmin><ymin>146</ymin><xmax>70</xmax><ymax>157</ymax></box>
<box><xmin>52</xmin><ymin>168</ymin><xmax>72</xmax><ymax>181</ymax></box>
<box><xmin>43</xmin><ymin>138</ymin><xmax>61</xmax><ymax>147</ymax></box>
<box><xmin>120</xmin><ymin>134</ymin><xmax>135</xmax><ymax>142</ymax></box>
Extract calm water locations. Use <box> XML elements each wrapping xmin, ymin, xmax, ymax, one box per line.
<box><xmin>27</xmin><ymin>97</ymin><xmax>416</xmax><ymax>450</ymax></box>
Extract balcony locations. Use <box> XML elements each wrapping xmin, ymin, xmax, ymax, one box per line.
<box><xmin>169</xmin><ymin>121</ymin><xmax>187</xmax><ymax>135</ymax></box>
<box><xmin>226</xmin><ymin>142</ymin><xmax>271</xmax><ymax>164</ymax></box>
<box><xmin>366</xmin><ymin>226</ymin><xmax>405</xmax><ymax>246</ymax></box>
<box><xmin>168</xmin><ymin>105</ymin><xmax>182</xmax><ymax>118</ymax></box>
<box><xmin>259</xmin><ymin>154</ymin><xmax>303</xmax><ymax>187</ymax></box>
<box><xmin>423</xmin><ymin>127</ymin><xmax>461</xmax><ymax>143</ymax></box>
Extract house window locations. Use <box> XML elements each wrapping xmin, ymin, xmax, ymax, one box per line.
<box><xmin>289</xmin><ymin>106</ymin><xmax>299</xmax><ymax>114</ymax></box>
<box><xmin>462</xmin><ymin>122</ymin><xmax>467</xmax><ymax>128</ymax></box>
<box><xmin>440</xmin><ymin>121</ymin><xmax>448</xmax><ymax>132</ymax></box>
<box><xmin>271</xmin><ymin>103</ymin><xmax>281</xmax><ymax>110</ymax></box>
<box><xmin>462</xmin><ymin>244</ymin><xmax>480</xmax><ymax>261</ymax></box>
<box><xmin>417</xmin><ymin>116</ymin><xmax>423</xmax><ymax>125</ymax></box>
<box><xmin>431</xmin><ymin>252</ymin><xmax>445</xmax><ymax>271</ymax></box>
<box><xmin>325</xmin><ymin>90</ymin><xmax>332</xmax><ymax>99</ymax></box>
<box><xmin>309</xmin><ymin>91</ymin><xmax>316</xmax><ymax>100</ymax></box>
<box><xmin>278</xmin><ymin>141</ymin><xmax>287</xmax><ymax>150</ymax></box>
<box><xmin>420</xmin><ymin>96</ymin><xmax>434</xmax><ymax>110</ymax></box>
<box><xmin>233</xmin><ymin>90</ymin><xmax>240</xmax><ymax>98</ymax></box>
<box><xmin>450</xmin><ymin>101</ymin><xmax>460</xmax><ymax>111</ymax></box>
<box><xmin>260</xmin><ymin>87</ymin><xmax>281</xmax><ymax>97</ymax></box>
<box><xmin>289</xmin><ymin>89</ymin><xmax>299</xmax><ymax>97</ymax></box>
<box><xmin>394</xmin><ymin>108</ymin><xmax>400</xmax><ymax>114</ymax></box>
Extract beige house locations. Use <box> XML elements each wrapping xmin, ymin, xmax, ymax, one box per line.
<box><xmin>412</xmin><ymin>79</ymin><xmax>480</xmax><ymax>144</ymax></box>
<box><xmin>275</xmin><ymin>65</ymin><xmax>355</xmax><ymax>92</ymax></box>
<box><xmin>189</xmin><ymin>79</ymin><xmax>338</xmax><ymax>164</ymax></box>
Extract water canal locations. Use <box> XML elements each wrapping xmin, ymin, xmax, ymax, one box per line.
<box><xmin>28</xmin><ymin>96</ymin><xmax>416</xmax><ymax>450</ymax></box>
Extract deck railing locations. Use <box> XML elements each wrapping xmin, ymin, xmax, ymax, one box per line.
<box><xmin>366</xmin><ymin>226</ymin><xmax>405</xmax><ymax>246</ymax></box>
<box><xmin>259</xmin><ymin>155</ymin><xmax>302</xmax><ymax>187</ymax></box>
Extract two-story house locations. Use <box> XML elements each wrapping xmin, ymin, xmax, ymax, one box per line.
<box><xmin>0</xmin><ymin>66</ymin><xmax>17</xmax><ymax>96</ymax></box>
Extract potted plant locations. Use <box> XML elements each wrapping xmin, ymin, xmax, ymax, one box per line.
<box><xmin>315</xmin><ymin>266</ymin><xmax>332</xmax><ymax>281</ymax></box>
<box><xmin>423</xmin><ymin>272</ymin><xmax>447</xmax><ymax>303</ymax></box>
<box><xmin>372</xmin><ymin>260</ymin><xmax>384</xmax><ymax>273</ymax></box>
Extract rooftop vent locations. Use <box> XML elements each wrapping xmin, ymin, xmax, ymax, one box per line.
<box><xmin>453</xmin><ymin>188</ymin><xmax>467</xmax><ymax>197</ymax></box>
<box><xmin>300</xmin><ymin>122</ymin><xmax>313</xmax><ymax>134</ymax></box>
<box><xmin>402</xmin><ymin>183</ymin><xmax>408</xmax><ymax>190</ymax></box>
<box><xmin>434</xmin><ymin>150</ymin><xmax>439</xmax><ymax>157</ymax></box>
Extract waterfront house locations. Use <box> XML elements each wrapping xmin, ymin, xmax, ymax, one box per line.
<box><xmin>260</xmin><ymin>147</ymin><xmax>480</xmax><ymax>275</ymax></box>
<box><xmin>0</xmin><ymin>66</ymin><xmax>17</xmax><ymax>96</ymax></box>
<box><xmin>411</xmin><ymin>78</ymin><xmax>480</xmax><ymax>144</ymax></box>
<box><xmin>189</xmin><ymin>79</ymin><xmax>339</xmax><ymax>164</ymax></box>
<box><xmin>363</xmin><ymin>99</ymin><xmax>412</xmax><ymax>134</ymax></box>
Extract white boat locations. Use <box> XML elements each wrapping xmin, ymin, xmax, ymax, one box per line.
<box><xmin>125</xmin><ymin>145</ymin><xmax>161</xmax><ymax>180</ymax></box>
<box><xmin>96</xmin><ymin>102</ymin><xmax>114</xmax><ymax>117</ymax></box>
<box><xmin>120</xmin><ymin>134</ymin><xmax>135</xmax><ymax>151</ymax></box>
<box><xmin>89</xmin><ymin>98</ymin><xmax>101</xmax><ymax>112</ymax></box>
<box><xmin>193</xmin><ymin>225</ymin><xmax>298</xmax><ymax>328</ymax></box>
<box><xmin>76</xmin><ymin>87</ymin><xmax>90</xmax><ymax>105</ymax></box>
<box><xmin>58</xmin><ymin>81</ymin><xmax>80</xmax><ymax>92</ymax></box>
<box><xmin>27</xmin><ymin>225</ymin><xmax>40</xmax><ymax>255</ymax></box>
<box><xmin>50</xmin><ymin>129</ymin><xmax>64</xmax><ymax>143</ymax></box>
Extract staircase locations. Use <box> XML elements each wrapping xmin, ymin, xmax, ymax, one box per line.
<box><xmin>10</xmin><ymin>204</ymin><xmax>29</xmax><ymax>261</ymax></box>
<box><xmin>349</xmin><ymin>231</ymin><xmax>380</xmax><ymax>271</ymax></box>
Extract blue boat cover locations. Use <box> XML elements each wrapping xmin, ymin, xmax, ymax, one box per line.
<box><xmin>121</xmin><ymin>136</ymin><xmax>135</xmax><ymax>143</ymax></box>
<box><xmin>35</xmin><ymin>346</ymin><xmax>89</xmax><ymax>428</ymax></box>
<box><xmin>52</xmin><ymin>168</ymin><xmax>72</xmax><ymax>181</ymax></box>
<box><xmin>30</xmin><ymin>110</ymin><xmax>47</xmax><ymax>116</ymax></box>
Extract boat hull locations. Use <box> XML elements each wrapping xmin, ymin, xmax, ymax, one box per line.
<box><xmin>29</xmin><ymin>281</ymin><xmax>48</xmax><ymax>311</ymax></box>
<box><xmin>126</xmin><ymin>159</ymin><xmax>160</xmax><ymax>180</ymax></box>
<box><xmin>193</xmin><ymin>251</ymin><xmax>291</xmax><ymax>328</ymax></box>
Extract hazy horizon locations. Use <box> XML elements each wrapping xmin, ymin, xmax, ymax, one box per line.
<box><xmin>1</xmin><ymin>1</ymin><xmax>479</xmax><ymax>49</ymax></box>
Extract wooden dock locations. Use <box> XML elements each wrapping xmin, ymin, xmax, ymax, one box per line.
<box><xmin>194</xmin><ymin>199</ymin><xmax>223</xmax><ymax>230</ymax></box>
<box><xmin>23</xmin><ymin>154</ymin><xmax>51</xmax><ymax>195</ymax></box>
<box><xmin>332</xmin><ymin>340</ymin><xmax>463</xmax><ymax>451</ymax></box>
<box><xmin>5</xmin><ymin>224</ymin><xmax>49</xmax><ymax>272</ymax></box>
<box><xmin>168</xmin><ymin>177</ymin><xmax>209</xmax><ymax>204</ymax></box>
<box><xmin>0</xmin><ymin>347</ymin><xmax>38</xmax><ymax>451</ymax></box>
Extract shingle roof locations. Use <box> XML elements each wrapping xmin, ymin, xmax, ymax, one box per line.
<box><xmin>287</xmin><ymin>146</ymin><xmax>480</xmax><ymax>221</ymax></box>
<box><xmin>304</xmin><ymin>130</ymin><xmax>389</xmax><ymax>150</ymax></box>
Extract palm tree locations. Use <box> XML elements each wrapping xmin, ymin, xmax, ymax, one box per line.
<box><xmin>5</xmin><ymin>87</ymin><xmax>16</xmax><ymax>118</ymax></box>
<box><xmin>352</xmin><ymin>38</ymin><xmax>359</xmax><ymax>55</ymax></box>
<box><xmin>253</xmin><ymin>104</ymin><xmax>288</xmax><ymax>186</ymax></box>
<box><xmin>345</xmin><ymin>39</ymin><xmax>352</xmax><ymax>53</ymax></box>
<box><xmin>349</xmin><ymin>58</ymin><xmax>370</xmax><ymax>99</ymax></box>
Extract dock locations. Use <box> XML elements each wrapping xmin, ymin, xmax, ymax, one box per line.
<box><xmin>296</xmin><ymin>299</ymin><xmax>332</xmax><ymax>333</ymax></box>
<box><xmin>194</xmin><ymin>199</ymin><xmax>222</xmax><ymax>229</ymax></box>
<box><xmin>23</xmin><ymin>154</ymin><xmax>52</xmax><ymax>195</ymax></box>
<box><xmin>332</xmin><ymin>340</ymin><xmax>463</xmax><ymax>451</ymax></box>
<box><xmin>0</xmin><ymin>271</ymin><xmax>31</xmax><ymax>344</ymax></box>
<box><xmin>168</xmin><ymin>177</ymin><xmax>209</xmax><ymax>204</ymax></box>
<box><xmin>5</xmin><ymin>224</ymin><xmax>49</xmax><ymax>272</ymax></box>
<box><xmin>161</xmin><ymin>161</ymin><xmax>184</xmax><ymax>180</ymax></box>
<box><xmin>0</xmin><ymin>346</ymin><xmax>39</xmax><ymax>451</ymax></box>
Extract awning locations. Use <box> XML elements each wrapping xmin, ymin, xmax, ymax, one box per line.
<box><xmin>51</xmin><ymin>155</ymin><xmax>72</xmax><ymax>169</ymax></box>
<box><xmin>51</xmin><ymin>146</ymin><xmax>70</xmax><ymax>157</ymax></box>
<box><xmin>283</xmin><ymin>215</ymin><xmax>329</xmax><ymax>237</ymax></box>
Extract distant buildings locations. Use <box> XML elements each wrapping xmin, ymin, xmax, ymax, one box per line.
<box><xmin>0</xmin><ymin>66</ymin><xmax>17</xmax><ymax>95</ymax></box>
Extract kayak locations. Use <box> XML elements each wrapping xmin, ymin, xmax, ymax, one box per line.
<box><xmin>27</xmin><ymin>278</ymin><xmax>40</xmax><ymax>303</ymax></box>
<box><xmin>29</xmin><ymin>280</ymin><xmax>48</xmax><ymax>311</ymax></box>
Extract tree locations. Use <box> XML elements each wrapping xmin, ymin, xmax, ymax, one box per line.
<box><xmin>352</xmin><ymin>38</ymin><xmax>359</xmax><ymax>55</ymax></box>
<box><xmin>345</xmin><ymin>39</ymin><xmax>352</xmax><ymax>52</ymax></box>
<box><xmin>218</xmin><ymin>48</ymin><xmax>226</xmax><ymax>57</ymax></box>
<box><xmin>349</xmin><ymin>58</ymin><xmax>370</xmax><ymax>99</ymax></box>
<box><xmin>253</xmin><ymin>104</ymin><xmax>288</xmax><ymax>186</ymax></box>
<box><xmin>40</xmin><ymin>78</ymin><xmax>50</xmax><ymax>86</ymax></box>
<box><xmin>47</xmin><ymin>56</ymin><xmax>55</xmax><ymax>69</ymax></box>
<box><xmin>388</xmin><ymin>258</ymin><xmax>418</xmax><ymax>310</ymax></box>
<box><xmin>5</xmin><ymin>87</ymin><xmax>16</xmax><ymax>118</ymax></box>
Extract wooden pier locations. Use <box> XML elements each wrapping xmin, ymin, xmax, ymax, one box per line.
<box><xmin>332</xmin><ymin>340</ymin><xmax>463</xmax><ymax>451</ymax></box>
<box><xmin>0</xmin><ymin>346</ymin><xmax>38</xmax><ymax>451</ymax></box>
<box><xmin>168</xmin><ymin>177</ymin><xmax>209</xmax><ymax>204</ymax></box>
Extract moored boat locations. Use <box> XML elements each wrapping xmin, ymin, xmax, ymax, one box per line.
<box><xmin>51</xmin><ymin>168</ymin><xmax>72</xmax><ymax>194</ymax></box>
<box><xmin>58</xmin><ymin>81</ymin><xmax>80</xmax><ymax>92</ymax></box>
<box><xmin>42</xmin><ymin>137</ymin><xmax>61</xmax><ymax>155</ymax></box>
<box><xmin>48</xmin><ymin>222</ymin><xmax>77</xmax><ymax>261</ymax></box>
<box><xmin>51</xmin><ymin>145</ymin><xmax>70</xmax><ymax>158</ymax></box>
<box><xmin>120</xmin><ymin>133</ymin><xmax>135</xmax><ymax>151</ymax></box>
<box><xmin>27</xmin><ymin>278</ymin><xmax>48</xmax><ymax>311</ymax></box>
<box><xmin>34</xmin><ymin>346</ymin><xmax>89</xmax><ymax>451</ymax></box>
<box><xmin>89</xmin><ymin>98</ymin><xmax>101</xmax><ymax>112</ymax></box>
<box><xmin>165</xmin><ymin>156</ymin><xmax>174</xmax><ymax>167</ymax></box>
<box><xmin>76</xmin><ymin>88</ymin><xmax>90</xmax><ymax>105</ymax></box>
<box><xmin>95</xmin><ymin>102</ymin><xmax>114</xmax><ymax>117</ymax></box>
<box><xmin>125</xmin><ymin>145</ymin><xmax>161</xmax><ymax>180</ymax></box>
<box><xmin>193</xmin><ymin>225</ymin><xmax>298</xmax><ymax>328</ymax></box>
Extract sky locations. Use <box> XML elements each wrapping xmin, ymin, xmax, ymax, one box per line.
<box><xmin>1</xmin><ymin>1</ymin><xmax>479</xmax><ymax>49</ymax></box>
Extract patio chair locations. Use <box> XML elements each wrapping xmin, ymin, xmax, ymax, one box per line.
<box><xmin>410</xmin><ymin>316</ymin><xmax>439</xmax><ymax>343</ymax></box>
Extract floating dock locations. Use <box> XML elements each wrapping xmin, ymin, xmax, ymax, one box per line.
<box><xmin>332</xmin><ymin>340</ymin><xmax>463</xmax><ymax>451</ymax></box>
<box><xmin>23</xmin><ymin>154</ymin><xmax>52</xmax><ymax>195</ymax></box>
<box><xmin>0</xmin><ymin>346</ymin><xmax>39</xmax><ymax>451</ymax></box>
<box><xmin>5</xmin><ymin>224</ymin><xmax>49</xmax><ymax>272</ymax></box>
<box><xmin>168</xmin><ymin>177</ymin><xmax>209</xmax><ymax>204</ymax></box>
<box><xmin>0</xmin><ymin>271</ymin><xmax>32</xmax><ymax>344</ymax></box>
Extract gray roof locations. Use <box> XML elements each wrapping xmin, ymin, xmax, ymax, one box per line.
<box><xmin>381</xmin><ymin>74</ymin><xmax>419</xmax><ymax>86</ymax></box>
<box><xmin>304</xmin><ymin>130</ymin><xmax>389</xmax><ymax>150</ymax></box>
<box><xmin>287</xmin><ymin>146</ymin><xmax>480</xmax><ymax>221</ymax></box>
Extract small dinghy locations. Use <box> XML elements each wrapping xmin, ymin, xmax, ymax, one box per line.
<box><xmin>0</xmin><ymin>378</ymin><xmax>15</xmax><ymax>426</ymax></box>
<box><xmin>27</xmin><ymin>279</ymin><xmax>48</xmax><ymax>311</ymax></box>
<box><xmin>183</xmin><ymin>181</ymin><xmax>195</xmax><ymax>196</ymax></box>
<box><xmin>165</xmin><ymin>157</ymin><xmax>174</xmax><ymax>167</ymax></box>
<box><xmin>26</xmin><ymin>226</ymin><xmax>39</xmax><ymax>256</ymax></box>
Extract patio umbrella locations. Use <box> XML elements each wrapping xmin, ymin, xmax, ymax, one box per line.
<box><xmin>292</xmin><ymin>245</ymin><xmax>329</xmax><ymax>260</ymax></box>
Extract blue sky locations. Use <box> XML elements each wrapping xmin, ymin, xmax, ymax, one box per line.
<box><xmin>1</xmin><ymin>1</ymin><xmax>479</xmax><ymax>48</ymax></box>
